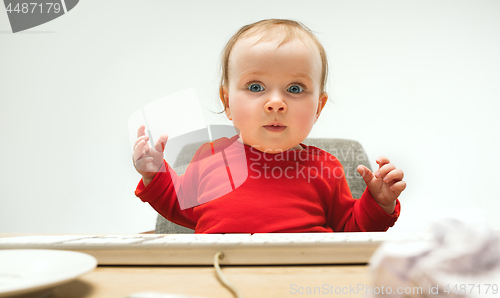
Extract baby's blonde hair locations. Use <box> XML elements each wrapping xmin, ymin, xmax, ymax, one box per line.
<box><xmin>218</xmin><ymin>19</ymin><xmax>329</xmax><ymax>113</ymax></box>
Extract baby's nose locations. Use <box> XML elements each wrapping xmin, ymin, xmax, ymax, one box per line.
<box><xmin>264</xmin><ymin>97</ymin><xmax>287</xmax><ymax>112</ymax></box>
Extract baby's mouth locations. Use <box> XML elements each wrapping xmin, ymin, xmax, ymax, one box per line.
<box><xmin>263</xmin><ymin>124</ymin><xmax>286</xmax><ymax>132</ymax></box>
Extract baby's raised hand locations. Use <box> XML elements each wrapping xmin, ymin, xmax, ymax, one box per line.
<box><xmin>356</xmin><ymin>157</ymin><xmax>406</xmax><ymax>214</ymax></box>
<box><xmin>132</xmin><ymin>125</ymin><xmax>168</xmax><ymax>183</ymax></box>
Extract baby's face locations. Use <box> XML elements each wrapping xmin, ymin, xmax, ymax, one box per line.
<box><xmin>221</xmin><ymin>36</ymin><xmax>327</xmax><ymax>153</ymax></box>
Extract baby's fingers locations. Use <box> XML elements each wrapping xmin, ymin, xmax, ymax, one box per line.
<box><xmin>154</xmin><ymin>134</ymin><xmax>169</xmax><ymax>153</ymax></box>
<box><xmin>376</xmin><ymin>156</ymin><xmax>391</xmax><ymax>168</ymax></box>
<box><xmin>383</xmin><ymin>168</ymin><xmax>404</xmax><ymax>184</ymax></box>
<box><xmin>137</xmin><ymin>125</ymin><xmax>146</xmax><ymax>138</ymax></box>
<box><xmin>134</xmin><ymin>155</ymin><xmax>153</xmax><ymax>168</ymax></box>
<box><xmin>132</xmin><ymin>139</ymin><xmax>149</xmax><ymax>162</ymax></box>
<box><xmin>133</xmin><ymin>135</ymin><xmax>149</xmax><ymax>149</ymax></box>
<box><xmin>357</xmin><ymin>165</ymin><xmax>374</xmax><ymax>184</ymax></box>
<box><xmin>389</xmin><ymin>180</ymin><xmax>406</xmax><ymax>195</ymax></box>
<box><xmin>375</xmin><ymin>163</ymin><xmax>396</xmax><ymax>179</ymax></box>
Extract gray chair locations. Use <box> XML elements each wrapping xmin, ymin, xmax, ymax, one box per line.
<box><xmin>155</xmin><ymin>138</ymin><xmax>373</xmax><ymax>234</ymax></box>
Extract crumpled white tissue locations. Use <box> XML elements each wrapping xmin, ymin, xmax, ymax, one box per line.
<box><xmin>369</xmin><ymin>217</ymin><xmax>500</xmax><ymax>297</ymax></box>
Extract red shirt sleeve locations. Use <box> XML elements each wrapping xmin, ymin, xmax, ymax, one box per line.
<box><xmin>135</xmin><ymin>160</ymin><xmax>197</xmax><ymax>230</ymax></box>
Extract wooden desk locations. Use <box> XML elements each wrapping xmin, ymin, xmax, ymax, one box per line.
<box><xmin>51</xmin><ymin>264</ymin><xmax>370</xmax><ymax>298</ymax></box>
<box><xmin>1</xmin><ymin>234</ymin><xmax>372</xmax><ymax>298</ymax></box>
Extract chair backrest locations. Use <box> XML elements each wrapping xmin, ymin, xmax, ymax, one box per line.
<box><xmin>155</xmin><ymin>138</ymin><xmax>372</xmax><ymax>234</ymax></box>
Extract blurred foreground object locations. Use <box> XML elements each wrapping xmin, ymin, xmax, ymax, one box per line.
<box><xmin>370</xmin><ymin>216</ymin><xmax>500</xmax><ymax>297</ymax></box>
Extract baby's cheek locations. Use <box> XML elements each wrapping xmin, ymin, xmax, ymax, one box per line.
<box><xmin>231</xmin><ymin>104</ymin><xmax>252</xmax><ymax>121</ymax></box>
<box><xmin>297</xmin><ymin>107</ymin><xmax>318</xmax><ymax>127</ymax></box>
<box><xmin>231</xmin><ymin>103</ymin><xmax>258</xmax><ymax>128</ymax></box>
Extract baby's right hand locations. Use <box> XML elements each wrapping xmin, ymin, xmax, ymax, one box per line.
<box><xmin>132</xmin><ymin>125</ymin><xmax>168</xmax><ymax>183</ymax></box>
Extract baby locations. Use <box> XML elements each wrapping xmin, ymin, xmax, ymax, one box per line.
<box><xmin>132</xmin><ymin>19</ymin><xmax>406</xmax><ymax>233</ymax></box>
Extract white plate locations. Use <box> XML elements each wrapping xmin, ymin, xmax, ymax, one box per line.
<box><xmin>0</xmin><ymin>249</ymin><xmax>97</xmax><ymax>297</ymax></box>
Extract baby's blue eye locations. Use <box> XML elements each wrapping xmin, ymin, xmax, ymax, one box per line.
<box><xmin>287</xmin><ymin>85</ymin><xmax>304</xmax><ymax>94</ymax></box>
<box><xmin>248</xmin><ymin>83</ymin><xmax>264</xmax><ymax>92</ymax></box>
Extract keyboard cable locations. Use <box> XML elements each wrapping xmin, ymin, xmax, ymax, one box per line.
<box><xmin>214</xmin><ymin>251</ymin><xmax>242</xmax><ymax>298</ymax></box>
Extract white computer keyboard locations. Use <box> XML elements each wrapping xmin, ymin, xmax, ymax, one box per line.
<box><xmin>0</xmin><ymin>232</ymin><xmax>432</xmax><ymax>265</ymax></box>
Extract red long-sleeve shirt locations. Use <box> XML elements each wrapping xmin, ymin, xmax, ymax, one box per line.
<box><xmin>135</xmin><ymin>135</ymin><xmax>400</xmax><ymax>233</ymax></box>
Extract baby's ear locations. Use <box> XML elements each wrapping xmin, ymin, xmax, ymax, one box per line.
<box><xmin>315</xmin><ymin>92</ymin><xmax>328</xmax><ymax>123</ymax></box>
<box><xmin>219</xmin><ymin>85</ymin><xmax>232</xmax><ymax>121</ymax></box>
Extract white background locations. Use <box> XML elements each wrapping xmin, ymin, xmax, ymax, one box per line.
<box><xmin>1</xmin><ymin>0</ymin><xmax>499</xmax><ymax>233</ymax></box>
